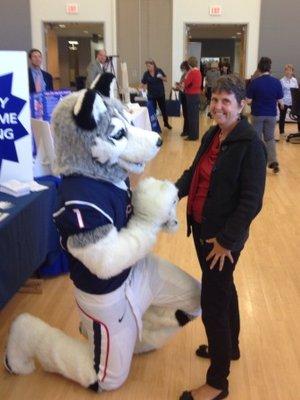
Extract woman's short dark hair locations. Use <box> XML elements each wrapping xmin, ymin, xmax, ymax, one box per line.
<box><xmin>180</xmin><ymin>61</ymin><xmax>190</xmax><ymax>71</ymax></box>
<box><xmin>257</xmin><ymin>57</ymin><xmax>272</xmax><ymax>73</ymax></box>
<box><xmin>212</xmin><ymin>74</ymin><xmax>246</xmax><ymax>104</ymax></box>
<box><xmin>28</xmin><ymin>48</ymin><xmax>42</xmax><ymax>59</ymax></box>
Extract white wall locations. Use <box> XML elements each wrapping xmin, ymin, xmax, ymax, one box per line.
<box><xmin>30</xmin><ymin>0</ymin><xmax>116</xmax><ymax>67</ymax></box>
<box><xmin>172</xmin><ymin>0</ymin><xmax>261</xmax><ymax>81</ymax></box>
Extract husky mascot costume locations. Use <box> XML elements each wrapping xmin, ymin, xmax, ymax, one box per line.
<box><xmin>5</xmin><ymin>73</ymin><xmax>201</xmax><ymax>393</ymax></box>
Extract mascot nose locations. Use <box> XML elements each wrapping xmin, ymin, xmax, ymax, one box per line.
<box><xmin>156</xmin><ymin>137</ymin><xmax>163</xmax><ymax>147</ymax></box>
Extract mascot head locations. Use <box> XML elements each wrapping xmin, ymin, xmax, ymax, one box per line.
<box><xmin>51</xmin><ymin>73</ymin><xmax>162</xmax><ymax>182</ymax></box>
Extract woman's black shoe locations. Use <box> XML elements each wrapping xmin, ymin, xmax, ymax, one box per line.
<box><xmin>268</xmin><ymin>161</ymin><xmax>280</xmax><ymax>173</ymax></box>
<box><xmin>179</xmin><ymin>389</ymin><xmax>229</xmax><ymax>400</ymax></box>
<box><xmin>179</xmin><ymin>391</ymin><xmax>194</xmax><ymax>400</ymax></box>
<box><xmin>196</xmin><ymin>344</ymin><xmax>240</xmax><ymax>360</ymax></box>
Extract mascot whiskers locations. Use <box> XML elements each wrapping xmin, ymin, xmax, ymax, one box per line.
<box><xmin>5</xmin><ymin>73</ymin><xmax>201</xmax><ymax>392</ymax></box>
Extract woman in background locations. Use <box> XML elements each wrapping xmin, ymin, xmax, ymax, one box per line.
<box><xmin>141</xmin><ymin>59</ymin><xmax>172</xmax><ymax>129</ymax></box>
<box><xmin>175</xmin><ymin>61</ymin><xmax>191</xmax><ymax>137</ymax></box>
<box><xmin>279</xmin><ymin>64</ymin><xmax>300</xmax><ymax>136</ymax></box>
<box><xmin>183</xmin><ymin>56</ymin><xmax>202</xmax><ymax>141</ymax></box>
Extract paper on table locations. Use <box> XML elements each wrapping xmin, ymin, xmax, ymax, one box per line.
<box><xmin>0</xmin><ymin>201</ymin><xmax>14</xmax><ymax>209</ymax></box>
<box><xmin>0</xmin><ymin>212</ymin><xmax>9</xmax><ymax>222</ymax></box>
<box><xmin>0</xmin><ymin>180</ymin><xmax>31</xmax><ymax>196</ymax></box>
<box><xmin>28</xmin><ymin>181</ymin><xmax>49</xmax><ymax>192</ymax></box>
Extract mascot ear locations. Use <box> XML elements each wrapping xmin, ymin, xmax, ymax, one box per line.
<box><xmin>91</xmin><ymin>72</ymin><xmax>116</xmax><ymax>98</ymax></box>
<box><xmin>73</xmin><ymin>89</ymin><xmax>107</xmax><ymax>130</ymax></box>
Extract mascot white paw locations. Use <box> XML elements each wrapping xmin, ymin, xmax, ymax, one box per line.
<box><xmin>132</xmin><ymin>177</ymin><xmax>179</xmax><ymax>232</ymax></box>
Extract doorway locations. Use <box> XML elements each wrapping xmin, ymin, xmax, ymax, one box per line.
<box><xmin>185</xmin><ymin>24</ymin><xmax>247</xmax><ymax>77</ymax></box>
<box><xmin>44</xmin><ymin>22</ymin><xmax>104</xmax><ymax>90</ymax></box>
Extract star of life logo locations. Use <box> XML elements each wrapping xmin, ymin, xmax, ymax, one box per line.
<box><xmin>0</xmin><ymin>73</ymin><xmax>29</xmax><ymax>168</ymax></box>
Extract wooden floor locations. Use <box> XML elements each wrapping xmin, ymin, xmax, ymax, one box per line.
<box><xmin>1</xmin><ymin>114</ymin><xmax>300</xmax><ymax>400</ymax></box>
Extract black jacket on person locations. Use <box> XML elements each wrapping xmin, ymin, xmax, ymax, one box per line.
<box><xmin>176</xmin><ymin>116</ymin><xmax>267</xmax><ymax>251</ymax></box>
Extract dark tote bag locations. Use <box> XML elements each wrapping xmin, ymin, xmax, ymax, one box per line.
<box><xmin>165</xmin><ymin>90</ymin><xmax>181</xmax><ymax>117</ymax></box>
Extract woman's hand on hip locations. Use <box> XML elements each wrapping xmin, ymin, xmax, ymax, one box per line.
<box><xmin>206</xmin><ymin>237</ymin><xmax>234</xmax><ymax>271</ymax></box>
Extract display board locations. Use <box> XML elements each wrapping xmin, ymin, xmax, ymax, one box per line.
<box><xmin>0</xmin><ymin>51</ymin><xmax>33</xmax><ymax>183</ymax></box>
<box><xmin>30</xmin><ymin>90</ymin><xmax>71</xmax><ymax>121</ymax></box>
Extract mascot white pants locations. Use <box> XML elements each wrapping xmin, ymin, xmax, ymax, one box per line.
<box><xmin>6</xmin><ymin>256</ymin><xmax>200</xmax><ymax>392</ymax></box>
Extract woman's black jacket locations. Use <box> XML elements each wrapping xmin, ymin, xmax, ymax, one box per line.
<box><xmin>176</xmin><ymin>117</ymin><xmax>267</xmax><ymax>251</ymax></box>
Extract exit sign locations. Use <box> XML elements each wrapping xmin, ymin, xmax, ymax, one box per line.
<box><xmin>209</xmin><ymin>5</ymin><xmax>222</xmax><ymax>16</ymax></box>
<box><xmin>66</xmin><ymin>3</ymin><xmax>79</xmax><ymax>14</ymax></box>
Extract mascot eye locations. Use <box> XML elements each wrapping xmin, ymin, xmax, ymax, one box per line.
<box><xmin>112</xmin><ymin>128</ymin><xmax>126</xmax><ymax>140</ymax></box>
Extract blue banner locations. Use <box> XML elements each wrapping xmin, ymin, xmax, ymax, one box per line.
<box><xmin>30</xmin><ymin>90</ymin><xmax>71</xmax><ymax>122</ymax></box>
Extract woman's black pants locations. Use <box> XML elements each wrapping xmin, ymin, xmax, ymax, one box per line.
<box><xmin>186</xmin><ymin>94</ymin><xmax>200</xmax><ymax>140</ymax></box>
<box><xmin>192</xmin><ymin>221</ymin><xmax>241</xmax><ymax>391</ymax></box>
<box><xmin>179</xmin><ymin>91</ymin><xmax>189</xmax><ymax>134</ymax></box>
<box><xmin>149</xmin><ymin>96</ymin><xmax>169</xmax><ymax>126</ymax></box>
<box><xmin>206</xmin><ymin>86</ymin><xmax>212</xmax><ymax>103</ymax></box>
<box><xmin>279</xmin><ymin>104</ymin><xmax>300</xmax><ymax>133</ymax></box>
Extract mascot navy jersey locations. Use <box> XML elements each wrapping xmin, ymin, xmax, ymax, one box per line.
<box><xmin>53</xmin><ymin>175</ymin><xmax>133</xmax><ymax>294</ymax></box>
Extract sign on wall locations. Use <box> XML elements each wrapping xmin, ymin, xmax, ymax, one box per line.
<box><xmin>66</xmin><ymin>3</ymin><xmax>79</xmax><ymax>14</ymax></box>
<box><xmin>0</xmin><ymin>51</ymin><xmax>33</xmax><ymax>183</ymax></box>
<box><xmin>209</xmin><ymin>5</ymin><xmax>222</xmax><ymax>16</ymax></box>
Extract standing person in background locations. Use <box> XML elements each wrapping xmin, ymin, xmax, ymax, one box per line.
<box><xmin>246</xmin><ymin>57</ymin><xmax>283</xmax><ymax>173</ymax></box>
<box><xmin>141</xmin><ymin>59</ymin><xmax>172</xmax><ymax>129</ymax></box>
<box><xmin>28</xmin><ymin>48</ymin><xmax>53</xmax><ymax>93</ymax></box>
<box><xmin>220</xmin><ymin>65</ymin><xmax>230</xmax><ymax>75</ymax></box>
<box><xmin>177</xmin><ymin>75</ymin><xmax>267</xmax><ymax>400</ymax></box>
<box><xmin>175</xmin><ymin>61</ymin><xmax>191</xmax><ymax>137</ymax></box>
<box><xmin>205</xmin><ymin>62</ymin><xmax>220</xmax><ymax>104</ymax></box>
<box><xmin>279</xmin><ymin>64</ymin><xmax>300</xmax><ymax>136</ymax></box>
<box><xmin>183</xmin><ymin>56</ymin><xmax>202</xmax><ymax>141</ymax></box>
<box><xmin>200</xmin><ymin>62</ymin><xmax>205</xmax><ymax>91</ymax></box>
<box><xmin>86</xmin><ymin>49</ymin><xmax>113</xmax><ymax>88</ymax></box>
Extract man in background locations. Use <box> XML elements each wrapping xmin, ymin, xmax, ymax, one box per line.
<box><xmin>86</xmin><ymin>49</ymin><xmax>113</xmax><ymax>88</ymax></box>
<box><xmin>28</xmin><ymin>48</ymin><xmax>53</xmax><ymax>93</ymax></box>
<box><xmin>204</xmin><ymin>62</ymin><xmax>220</xmax><ymax>104</ymax></box>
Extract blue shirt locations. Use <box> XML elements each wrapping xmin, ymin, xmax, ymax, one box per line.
<box><xmin>30</xmin><ymin>67</ymin><xmax>46</xmax><ymax>92</ymax></box>
<box><xmin>247</xmin><ymin>74</ymin><xmax>283</xmax><ymax>116</ymax></box>
<box><xmin>142</xmin><ymin>68</ymin><xmax>166</xmax><ymax>98</ymax></box>
<box><xmin>280</xmin><ymin>76</ymin><xmax>299</xmax><ymax>106</ymax></box>
<box><xmin>53</xmin><ymin>176</ymin><xmax>132</xmax><ymax>294</ymax></box>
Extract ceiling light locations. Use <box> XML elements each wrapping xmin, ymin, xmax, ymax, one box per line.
<box><xmin>68</xmin><ymin>40</ymin><xmax>79</xmax><ymax>45</ymax></box>
<box><xmin>83</xmin><ymin>30</ymin><xmax>89</xmax><ymax>34</ymax></box>
<box><xmin>59</xmin><ymin>24</ymin><xmax>66</xmax><ymax>28</ymax></box>
<box><xmin>237</xmin><ymin>32</ymin><xmax>241</xmax><ymax>35</ymax></box>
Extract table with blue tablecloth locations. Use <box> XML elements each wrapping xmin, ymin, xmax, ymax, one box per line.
<box><xmin>0</xmin><ymin>177</ymin><xmax>68</xmax><ymax>309</ymax></box>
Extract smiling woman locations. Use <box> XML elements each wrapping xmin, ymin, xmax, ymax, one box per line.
<box><xmin>176</xmin><ymin>75</ymin><xmax>267</xmax><ymax>400</ymax></box>
<box><xmin>210</xmin><ymin>77</ymin><xmax>246</xmax><ymax>140</ymax></box>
